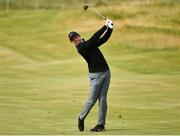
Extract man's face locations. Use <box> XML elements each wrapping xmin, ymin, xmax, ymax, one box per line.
<box><xmin>71</xmin><ymin>35</ymin><xmax>82</xmax><ymax>46</ymax></box>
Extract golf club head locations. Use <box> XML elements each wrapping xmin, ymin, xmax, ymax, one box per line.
<box><xmin>83</xmin><ymin>4</ymin><xmax>106</xmax><ymax>19</ymax></box>
<box><xmin>83</xmin><ymin>5</ymin><xmax>89</xmax><ymax>10</ymax></box>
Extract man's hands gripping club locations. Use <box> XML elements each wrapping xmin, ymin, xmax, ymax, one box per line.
<box><xmin>105</xmin><ymin>18</ymin><xmax>113</xmax><ymax>29</ymax></box>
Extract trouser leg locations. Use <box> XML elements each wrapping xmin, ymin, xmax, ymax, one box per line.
<box><xmin>98</xmin><ymin>70</ymin><xmax>111</xmax><ymax>125</ymax></box>
<box><xmin>79</xmin><ymin>74</ymin><xmax>102</xmax><ymax>120</ymax></box>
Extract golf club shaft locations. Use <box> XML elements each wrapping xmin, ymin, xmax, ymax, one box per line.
<box><xmin>91</xmin><ymin>7</ymin><xmax>106</xmax><ymax>20</ymax></box>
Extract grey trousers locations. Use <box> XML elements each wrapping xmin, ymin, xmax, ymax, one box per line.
<box><xmin>79</xmin><ymin>69</ymin><xmax>111</xmax><ymax>125</ymax></box>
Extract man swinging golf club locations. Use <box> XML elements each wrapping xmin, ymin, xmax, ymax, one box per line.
<box><xmin>68</xmin><ymin>19</ymin><xmax>113</xmax><ymax>132</ymax></box>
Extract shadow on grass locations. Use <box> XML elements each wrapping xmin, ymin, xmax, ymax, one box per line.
<box><xmin>107</xmin><ymin>128</ymin><xmax>137</xmax><ymax>131</ymax></box>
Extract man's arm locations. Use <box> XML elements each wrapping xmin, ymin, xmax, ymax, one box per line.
<box><xmin>89</xmin><ymin>19</ymin><xmax>113</xmax><ymax>47</ymax></box>
<box><xmin>96</xmin><ymin>28</ymin><xmax>113</xmax><ymax>47</ymax></box>
<box><xmin>88</xmin><ymin>25</ymin><xmax>107</xmax><ymax>44</ymax></box>
<box><xmin>78</xmin><ymin>19</ymin><xmax>114</xmax><ymax>51</ymax></box>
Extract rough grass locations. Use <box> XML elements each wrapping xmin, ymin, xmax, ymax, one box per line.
<box><xmin>0</xmin><ymin>0</ymin><xmax>180</xmax><ymax>135</ymax></box>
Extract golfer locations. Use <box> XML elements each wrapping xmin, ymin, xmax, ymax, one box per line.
<box><xmin>68</xmin><ymin>19</ymin><xmax>113</xmax><ymax>132</ymax></box>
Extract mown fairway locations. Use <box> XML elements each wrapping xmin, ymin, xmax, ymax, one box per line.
<box><xmin>0</xmin><ymin>0</ymin><xmax>180</xmax><ymax>135</ymax></box>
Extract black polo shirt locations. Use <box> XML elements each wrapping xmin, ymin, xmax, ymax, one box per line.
<box><xmin>76</xmin><ymin>25</ymin><xmax>113</xmax><ymax>73</ymax></box>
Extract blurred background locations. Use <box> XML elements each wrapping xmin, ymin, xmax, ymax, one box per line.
<box><xmin>0</xmin><ymin>0</ymin><xmax>180</xmax><ymax>135</ymax></box>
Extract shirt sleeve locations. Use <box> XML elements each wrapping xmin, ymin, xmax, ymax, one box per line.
<box><xmin>77</xmin><ymin>26</ymin><xmax>112</xmax><ymax>52</ymax></box>
<box><xmin>88</xmin><ymin>25</ymin><xmax>107</xmax><ymax>44</ymax></box>
<box><xmin>96</xmin><ymin>28</ymin><xmax>113</xmax><ymax>47</ymax></box>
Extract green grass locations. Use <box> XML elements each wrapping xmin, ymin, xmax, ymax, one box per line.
<box><xmin>0</xmin><ymin>0</ymin><xmax>180</xmax><ymax>135</ymax></box>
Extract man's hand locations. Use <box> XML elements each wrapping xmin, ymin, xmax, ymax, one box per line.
<box><xmin>105</xmin><ymin>18</ymin><xmax>113</xmax><ymax>29</ymax></box>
